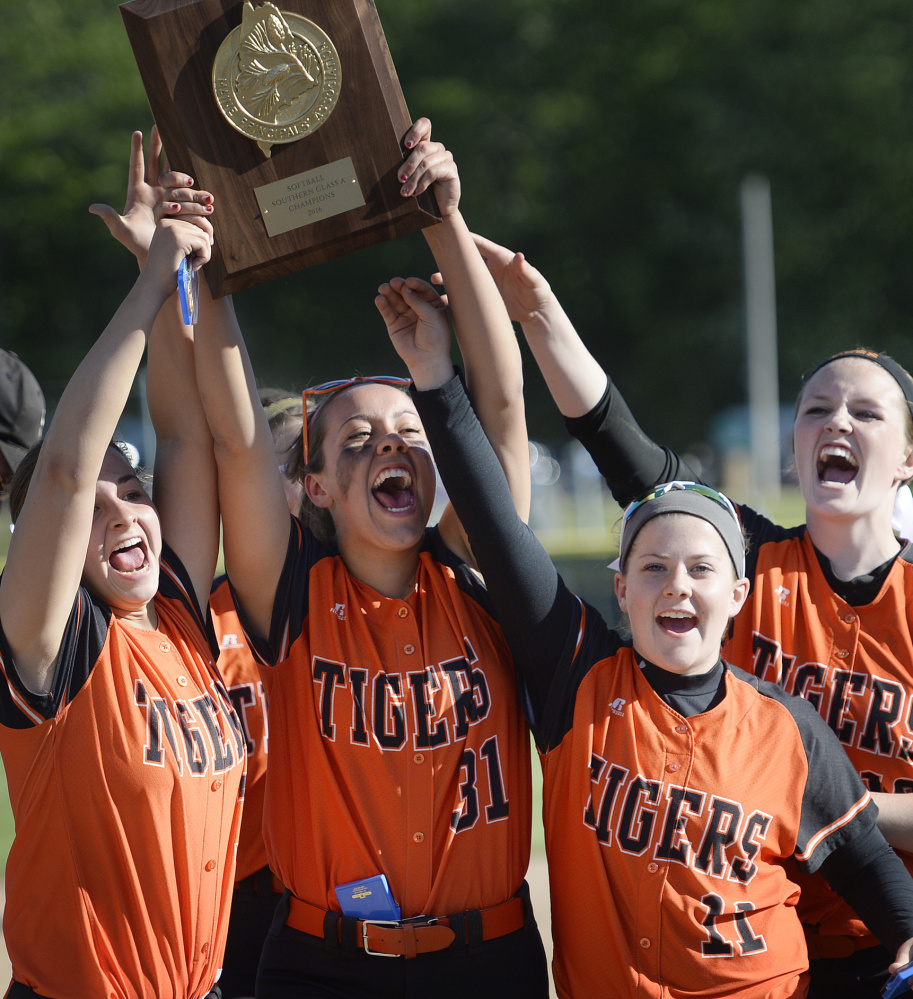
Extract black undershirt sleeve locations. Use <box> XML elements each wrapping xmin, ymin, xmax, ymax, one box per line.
<box><xmin>818</xmin><ymin>825</ymin><xmax>913</xmax><ymax>953</ymax></box>
<box><xmin>411</xmin><ymin>374</ymin><xmax>580</xmax><ymax>720</ymax></box>
<box><xmin>563</xmin><ymin>380</ymin><xmax>701</xmax><ymax>506</ymax></box>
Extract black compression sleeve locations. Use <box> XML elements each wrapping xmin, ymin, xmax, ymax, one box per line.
<box><xmin>563</xmin><ymin>380</ymin><xmax>701</xmax><ymax>506</ymax></box>
<box><xmin>412</xmin><ymin>375</ymin><xmax>579</xmax><ymax>718</ymax></box>
<box><xmin>818</xmin><ymin>826</ymin><xmax>913</xmax><ymax>952</ymax></box>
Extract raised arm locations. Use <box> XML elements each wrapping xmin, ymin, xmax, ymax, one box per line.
<box><xmin>398</xmin><ymin>120</ymin><xmax>531</xmax><ymax>532</ymax></box>
<box><xmin>379</xmin><ymin>281</ymin><xmax>574</xmax><ymax>714</ymax></box>
<box><xmin>92</xmin><ymin>128</ymin><xmax>220</xmax><ymax>610</ymax></box>
<box><xmin>190</xmin><ymin>274</ymin><xmax>290</xmax><ymax>641</ymax></box>
<box><xmin>96</xmin><ymin>130</ymin><xmax>286</xmax><ymax>637</ymax></box>
<box><xmin>0</xmin><ymin>219</ymin><xmax>211</xmax><ymax>693</ymax></box>
<box><xmin>470</xmin><ymin>232</ymin><xmax>699</xmax><ymax>505</ymax></box>
<box><xmin>469</xmin><ymin>233</ymin><xmax>607</xmax><ymax>417</ymax></box>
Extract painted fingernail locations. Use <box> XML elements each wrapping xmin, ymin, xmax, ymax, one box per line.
<box><xmin>203</xmin><ymin>194</ymin><xmax>213</xmax><ymax>204</ymax></box>
<box><xmin>171</xmin><ymin>203</ymin><xmax>181</xmax><ymax>211</ymax></box>
<box><xmin>405</xmin><ymin>140</ymin><xmax>413</xmax><ymax>148</ymax></box>
<box><xmin>401</xmin><ymin>186</ymin><xmax>411</xmax><ymax>197</ymax></box>
<box><xmin>205</xmin><ymin>205</ymin><xmax>213</xmax><ymax>212</ymax></box>
<box><xmin>187</xmin><ymin>178</ymin><xmax>194</xmax><ymax>186</ymax></box>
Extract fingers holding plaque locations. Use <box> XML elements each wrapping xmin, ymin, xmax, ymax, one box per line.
<box><xmin>178</xmin><ymin>257</ymin><xmax>200</xmax><ymax>326</ymax></box>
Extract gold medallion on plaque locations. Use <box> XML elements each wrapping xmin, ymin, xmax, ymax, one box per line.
<box><xmin>213</xmin><ymin>2</ymin><xmax>341</xmax><ymax>158</ymax></box>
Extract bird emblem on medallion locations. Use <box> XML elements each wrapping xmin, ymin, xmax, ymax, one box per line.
<box><xmin>213</xmin><ymin>2</ymin><xmax>341</xmax><ymax>157</ymax></box>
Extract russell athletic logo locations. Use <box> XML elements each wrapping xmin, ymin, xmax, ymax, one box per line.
<box><xmin>331</xmin><ymin>603</ymin><xmax>346</xmax><ymax>621</ymax></box>
<box><xmin>610</xmin><ymin>697</ymin><xmax>627</xmax><ymax>717</ymax></box>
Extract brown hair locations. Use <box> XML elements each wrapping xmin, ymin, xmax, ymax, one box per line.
<box><xmin>285</xmin><ymin>389</ymin><xmax>353</xmax><ymax>547</ymax></box>
<box><xmin>259</xmin><ymin>387</ymin><xmax>304</xmax><ymax>476</ymax></box>
<box><xmin>9</xmin><ymin>440</ymin><xmax>142</xmax><ymax>525</ymax></box>
<box><xmin>259</xmin><ymin>387</ymin><xmax>303</xmax><ymax>434</ymax></box>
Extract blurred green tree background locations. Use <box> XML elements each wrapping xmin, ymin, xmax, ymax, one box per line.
<box><xmin>3</xmin><ymin>0</ymin><xmax>913</xmax><ymax>452</ymax></box>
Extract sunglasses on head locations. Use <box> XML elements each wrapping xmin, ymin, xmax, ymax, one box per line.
<box><xmin>302</xmin><ymin>375</ymin><xmax>412</xmax><ymax>465</ymax></box>
<box><xmin>623</xmin><ymin>481</ymin><xmax>739</xmax><ymax>521</ymax></box>
<box><xmin>618</xmin><ymin>480</ymin><xmax>740</xmax><ymax>549</ymax></box>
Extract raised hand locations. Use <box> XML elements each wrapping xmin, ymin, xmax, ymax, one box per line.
<box><xmin>89</xmin><ymin>127</ymin><xmax>214</xmax><ymax>262</ymax></box>
<box><xmin>375</xmin><ymin>276</ymin><xmax>453</xmax><ymax>390</ymax></box>
<box><xmin>142</xmin><ymin>218</ymin><xmax>213</xmax><ymax>303</ymax></box>
<box><xmin>466</xmin><ymin>234</ymin><xmax>553</xmax><ymax>323</ymax></box>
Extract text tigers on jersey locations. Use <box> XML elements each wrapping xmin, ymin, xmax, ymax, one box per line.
<box><xmin>584</xmin><ymin>755</ymin><xmax>770</xmax><ymax>885</ymax></box>
<box><xmin>311</xmin><ymin>645</ymin><xmax>493</xmax><ymax>750</ymax></box>
<box><xmin>135</xmin><ymin>678</ymin><xmax>246</xmax><ymax>776</ymax></box>
<box><xmin>750</xmin><ymin>632</ymin><xmax>913</xmax><ymax>781</ymax></box>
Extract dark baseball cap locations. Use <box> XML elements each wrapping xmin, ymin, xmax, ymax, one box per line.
<box><xmin>0</xmin><ymin>350</ymin><xmax>45</xmax><ymax>474</ymax></box>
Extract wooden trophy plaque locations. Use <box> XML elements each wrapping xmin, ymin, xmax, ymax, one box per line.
<box><xmin>120</xmin><ymin>0</ymin><xmax>440</xmax><ymax>297</ymax></box>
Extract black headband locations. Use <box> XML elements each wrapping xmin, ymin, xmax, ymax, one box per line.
<box><xmin>617</xmin><ymin>482</ymin><xmax>746</xmax><ymax>578</ymax></box>
<box><xmin>806</xmin><ymin>349</ymin><xmax>913</xmax><ymax>416</ymax></box>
